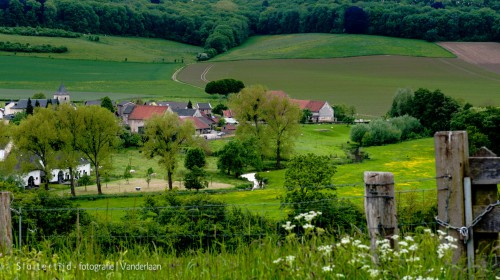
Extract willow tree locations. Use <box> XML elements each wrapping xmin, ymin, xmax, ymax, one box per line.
<box><xmin>76</xmin><ymin>106</ymin><xmax>120</xmax><ymax>195</ymax></box>
<box><xmin>142</xmin><ymin>112</ymin><xmax>195</xmax><ymax>190</ymax></box>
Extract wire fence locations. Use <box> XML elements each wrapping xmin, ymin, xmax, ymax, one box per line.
<box><xmin>9</xmin><ymin>188</ymin><xmax>439</xmax><ymax>246</ymax></box>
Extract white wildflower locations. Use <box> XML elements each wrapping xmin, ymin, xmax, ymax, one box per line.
<box><xmin>437</xmin><ymin>230</ymin><xmax>447</xmax><ymax>236</ymax></box>
<box><xmin>444</xmin><ymin>235</ymin><xmax>457</xmax><ymax>243</ymax></box>
<box><xmin>353</xmin><ymin>239</ymin><xmax>362</xmax><ymax>245</ymax></box>
<box><xmin>399</xmin><ymin>241</ymin><xmax>408</xmax><ymax>247</ymax></box>
<box><xmin>318</xmin><ymin>245</ymin><xmax>333</xmax><ymax>256</ymax></box>
<box><xmin>303</xmin><ymin>223</ymin><xmax>315</xmax><ymax>230</ymax></box>
<box><xmin>368</xmin><ymin>269</ymin><xmax>380</xmax><ymax>278</ymax></box>
<box><xmin>322</xmin><ymin>265</ymin><xmax>334</xmax><ymax>272</ymax></box>
<box><xmin>402</xmin><ymin>276</ymin><xmax>414</xmax><ymax>280</ymax></box>
<box><xmin>400</xmin><ymin>249</ymin><xmax>409</xmax><ymax>254</ymax></box>
<box><xmin>404</xmin><ymin>236</ymin><xmax>414</xmax><ymax>242</ymax></box>
<box><xmin>361</xmin><ymin>265</ymin><xmax>370</xmax><ymax>270</ymax></box>
<box><xmin>391</xmin><ymin>234</ymin><xmax>399</xmax><ymax>240</ymax></box>
<box><xmin>357</xmin><ymin>244</ymin><xmax>370</xmax><ymax>250</ymax></box>
<box><xmin>424</xmin><ymin>229</ymin><xmax>432</xmax><ymax>234</ymax></box>
<box><xmin>409</xmin><ymin>244</ymin><xmax>418</xmax><ymax>251</ymax></box>
<box><xmin>285</xmin><ymin>255</ymin><xmax>295</xmax><ymax>264</ymax></box>
<box><xmin>335</xmin><ymin>273</ymin><xmax>345</xmax><ymax>278</ymax></box>
<box><xmin>407</xmin><ymin>257</ymin><xmax>421</xmax><ymax>262</ymax></box>
<box><xmin>273</xmin><ymin>258</ymin><xmax>283</xmax><ymax>264</ymax></box>
<box><xmin>282</xmin><ymin>221</ymin><xmax>296</xmax><ymax>231</ymax></box>
<box><xmin>340</xmin><ymin>236</ymin><xmax>351</xmax><ymax>244</ymax></box>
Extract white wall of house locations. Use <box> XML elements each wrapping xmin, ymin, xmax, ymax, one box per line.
<box><xmin>21</xmin><ymin>170</ymin><xmax>42</xmax><ymax>187</ymax></box>
<box><xmin>128</xmin><ymin>119</ymin><xmax>145</xmax><ymax>133</ymax></box>
<box><xmin>318</xmin><ymin>102</ymin><xmax>334</xmax><ymax>122</ymax></box>
<box><xmin>4</xmin><ymin>102</ymin><xmax>16</xmax><ymax>115</ymax></box>
<box><xmin>50</xmin><ymin>163</ymin><xmax>91</xmax><ymax>183</ymax></box>
<box><xmin>0</xmin><ymin>149</ymin><xmax>4</xmax><ymax>161</ymax></box>
<box><xmin>20</xmin><ymin>163</ymin><xmax>91</xmax><ymax>187</ymax></box>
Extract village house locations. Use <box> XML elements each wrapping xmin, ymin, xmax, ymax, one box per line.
<box><xmin>4</xmin><ymin>99</ymin><xmax>58</xmax><ymax>116</ymax></box>
<box><xmin>180</xmin><ymin>116</ymin><xmax>211</xmax><ymax>135</ymax></box>
<box><xmin>127</xmin><ymin>105</ymin><xmax>171</xmax><ymax>133</ymax></box>
<box><xmin>268</xmin><ymin>90</ymin><xmax>335</xmax><ymax>122</ymax></box>
<box><xmin>16</xmin><ymin>157</ymin><xmax>91</xmax><ymax>188</ymax></box>
<box><xmin>196</xmin><ymin>103</ymin><xmax>212</xmax><ymax>115</ymax></box>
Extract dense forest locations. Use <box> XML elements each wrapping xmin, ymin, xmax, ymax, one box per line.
<box><xmin>0</xmin><ymin>0</ymin><xmax>499</xmax><ymax>56</ymax></box>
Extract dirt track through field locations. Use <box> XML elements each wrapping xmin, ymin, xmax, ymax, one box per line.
<box><xmin>70</xmin><ymin>178</ymin><xmax>233</xmax><ymax>195</ymax></box>
<box><xmin>438</xmin><ymin>42</ymin><xmax>500</xmax><ymax>75</ymax></box>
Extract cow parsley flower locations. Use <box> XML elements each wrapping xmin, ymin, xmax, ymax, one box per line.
<box><xmin>273</xmin><ymin>258</ymin><xmax>283</xmax><ymax>264</ymax></box>
<box><xmin>303</xmin><ymin>223</ymin><xmax>315</xmax><ymax>230</ymax></box>
<box><xmin>318</xmin><ymin>245</ymin><xmax>333</xmax><ymax>256</ymax></box>
<box><xmin>322</xmin><ymin>265</ymin><xmax>334</xmax><ymax>272</ymax></box>
<box><xmin>282</xmin><ymin>221</ymin><xmax>296</xmax><ymax>231</ymax></box>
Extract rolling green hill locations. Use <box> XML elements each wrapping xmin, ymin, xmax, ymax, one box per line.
<box><xmin>212</xmin><ymin>34</ymin><xmax>455</xmax><ymax>61</ymax></box>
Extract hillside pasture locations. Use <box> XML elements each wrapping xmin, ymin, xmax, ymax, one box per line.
<box><xmin>178</xmin><ymin>56</ymin><xmax>500</xmax><ymax>116</ymax></box>
<box><xmin>0</xmin><ymin>33</ymin><xmax>202</xmax><ymax>63</ymax></box>
<box><xmin>212</xmin><ymin>34</ymin><xmax>455</xmax><ymax>61</ymax></box>
<box><xmin>0</xmin><ymin>56</ymin><xmax>206</xmax><ymax>101</ymax></box>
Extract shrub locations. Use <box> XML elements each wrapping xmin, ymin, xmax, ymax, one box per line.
<box><xmin>388</xmin><ymin>115</ymin><xmax>424</xmax><ymax>141</ymax></box>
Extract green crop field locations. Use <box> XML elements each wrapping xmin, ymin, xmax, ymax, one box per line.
<box><xmin>0</xmin><ymin>56</ymin><xmax>207</xmax><ymax>101</ymax></box>
<box><xmin>179</xmin><ymin>56</ymin><xmax>500</xmax><ymax>116</ymax></box>
<box><xmin>0</xmin><ymin>34</ymin><xmax>207</xmax><ymax>101</ymax></box>
<box><xmin>212</xmin><ymin>34</ymin><xmax>455</xmax><ymax>61</ymax></box>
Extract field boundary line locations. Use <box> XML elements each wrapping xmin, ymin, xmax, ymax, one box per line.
<box><xmin>438</xmin><ymin>58</ymin><xmax>500</xmax><ymax>83</ymax></box>
<box><xmin>200</xmin><ymin>64</ymin><xmax>213</xmax><ymax>82</ymax></box>
<box><xmin>171</xmin><ymin>64</ymin><xmax>204</xmax><ymax>89</ymax></box>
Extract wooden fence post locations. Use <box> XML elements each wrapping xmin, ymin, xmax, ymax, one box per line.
<box><xmin>434</xmin><ymin>131</ymin><xmax>469</xmax><ymax>263</ymax></box>
<box><xmin>469</xmin><ymin>147</ymin><xmax>500</xmax><ymax>267</ymax></box>
<box><xmin>364</xmin><ymin>171</ymin><xmax>398</xmax><ymax>260</ymax></box>
<box><xmin>0</xmin><ymin>192</ymin><xmax>13</xmax><ymax>254</ymax></box>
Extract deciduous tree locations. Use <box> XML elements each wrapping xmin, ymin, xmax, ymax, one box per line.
<box><xmin>142</xmin><ymin>112</ymin><xmax>195</xmax><ymax>190</ymax></box>
<box><xmin>13</xmin><ymin>107</ymin><xmax>61</xmax><ymax>190</ymax></box>
<box><xmin>76</xmin><ymin>106</ymin><xmax>120</xmax><ymax>195</ymax></box>
<box><xmin>263</xmin><ymin>93</ymin><xmax>301</xmax><ymax>168</ymax></box>
<box><xmin>184</xmin><ymin>147</ymin><xmax>206</xmax><ymax>170</ymax></box>
<box><xmin>55</xmin><ymin>104</ymin><xmax>85</xmax><ymax>196</ymax></box>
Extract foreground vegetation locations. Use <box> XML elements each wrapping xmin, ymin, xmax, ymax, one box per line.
<box><xmin>0</xmin><ymin>212</ymin><xmax>497</xmax><ymax>279</ymax></box>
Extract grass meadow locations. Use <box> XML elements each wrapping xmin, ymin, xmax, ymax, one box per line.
<box><xmin>212</xmin><ymin>34</ymin><xmax>455</xmax><ymax>61</ymax></box>
<box><xmin>0</xmin><ymin>33</ymin><xmax>202</xmax><ymax>63</ymax></box>
<box><xmin>71</xmin><ymin>125</ymin><xmax>436</xmax><ymax>222</ymax></box>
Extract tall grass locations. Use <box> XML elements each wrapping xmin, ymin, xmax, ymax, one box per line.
<box><xmin>1</xmin><ymin>217</ymin><xmax>496</xmax><ymax>279</ymax></box>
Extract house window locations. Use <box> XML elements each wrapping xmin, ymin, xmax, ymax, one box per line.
<box><xmin>138</xmin><ymin>126</ymin><xmax>145</xmax><ymax>134</ymax></box>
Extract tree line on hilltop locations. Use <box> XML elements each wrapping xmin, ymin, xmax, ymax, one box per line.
<box><xmin>0</xmin><ymin>0</ymin><xmax>498</xmax><ymax>59</ymax></box>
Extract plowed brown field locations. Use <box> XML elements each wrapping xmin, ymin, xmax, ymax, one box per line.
<box><xmin>438</xmin><ymin>42</ymin><xmax>500</xmax><ymax>74</ymax></box>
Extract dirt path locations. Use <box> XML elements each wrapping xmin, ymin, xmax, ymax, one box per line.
<box><xmin>438</xmin><ymin>42</ymin><xmax>500</xmax><ymax>74</ymax></box>
<box><xmin>69</xmin><ymin>178</ymin><xmax>233</xmax><ymax>196</ymax></box>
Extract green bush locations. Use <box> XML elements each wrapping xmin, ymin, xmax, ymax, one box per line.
<box><xmin>0</xmin><ymin>41</ymin><xmax>68</xmax><ymax>53</ymax></box>
<box><xmin>10</xmin><ymin>190</ymin><xmax>90</xmax><ymax>243</ymax></box>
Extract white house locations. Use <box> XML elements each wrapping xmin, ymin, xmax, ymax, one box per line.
<box><xmin>20</xmin><ymin>158</ymin><xmax>91</xmax><ymax>188</ymax></box>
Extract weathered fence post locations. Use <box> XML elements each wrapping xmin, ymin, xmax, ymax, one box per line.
<box><xmin>0</xmin><ymin>192</ymin><xmax>13</xmax><ymax>254</ymax></box>
<box><xmin>364</xmin><ymin>171</ymin><xmax>398</xmax><ymax>260</ymax></box>
<box><xmin>435</xmin><ymin>131</ymin><xmax>469</xmax><ymax>263</ymax></box>
<box><xmin>469</xmin><ymin>147</ymin><xmax>500</xmax><ymax>267</ymax></box>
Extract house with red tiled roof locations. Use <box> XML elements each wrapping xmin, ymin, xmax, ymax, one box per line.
<box><xmin>128</xmin><ymin>105</ymin><xmax>171</xmax><ymax>133</ymax></box>
<box><xmin>180</xmin><ymin>116</ymin><xmax>211</xmax><ymax>135</ymax></box>
<box><xmin>268</xmin><ymin>90</ymin><xmax>334</xmax><ymax>123</ymax></box>
<box><xmin>291</xmin><ymin>99</ymin><xmax>334</xmax><ymax>122</ymax></box>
